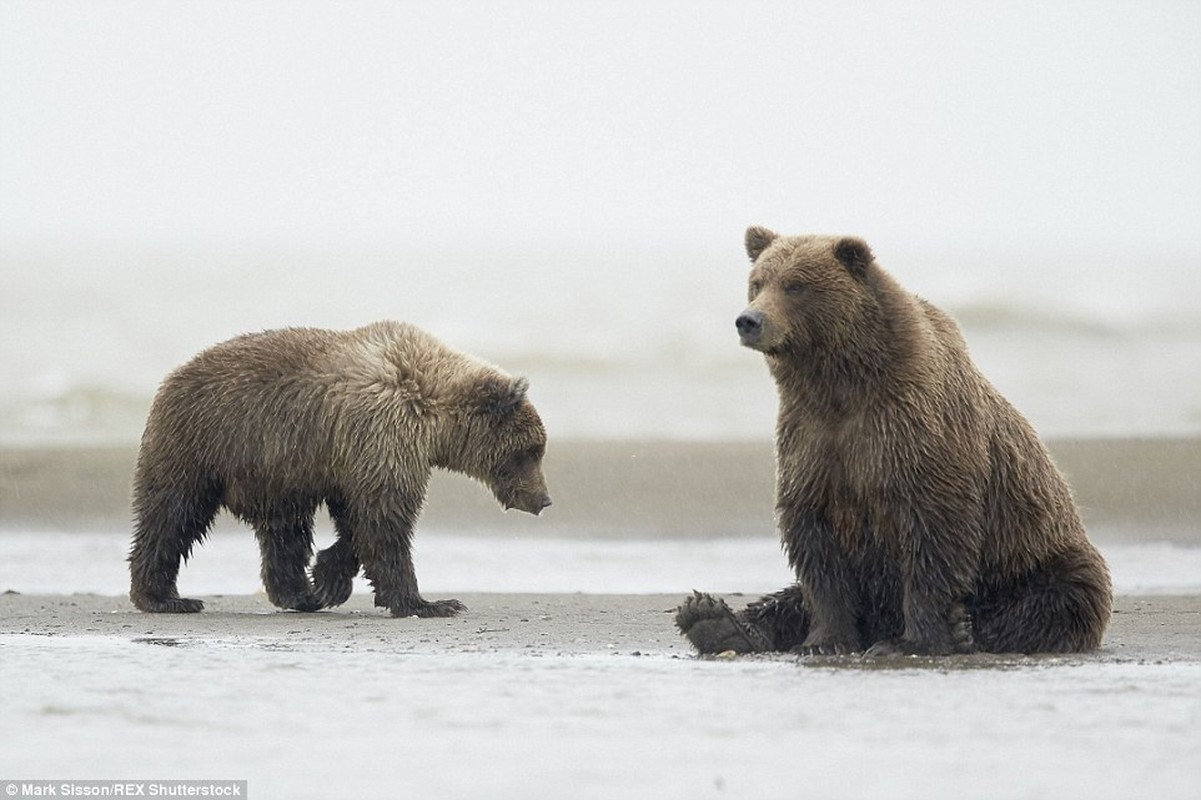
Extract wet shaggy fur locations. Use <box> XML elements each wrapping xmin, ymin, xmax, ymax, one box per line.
<box><xmin>676</xmin><ymin>229</ymin><xmax>1111</xmax><ymax>656</ymax></box>
<box><xmin>129</xmin><ymin>321</ymin><xmax>551</xmax><ymax>618</ymax></box>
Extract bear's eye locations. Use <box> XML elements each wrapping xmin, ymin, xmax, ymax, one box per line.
<box><xmin>784</xmin><ymin>281</ymin><xmax>805</xmax><ymax>295</ymax></box>
<box><xmin>509</xmin><ymin>446</ymin><xmax>541</xmax><ymax>468</ymax></box>
<box><xmin>748</xmin><ymin>280</ymin><xmax>762</xmax><ymax>298</ymax></box>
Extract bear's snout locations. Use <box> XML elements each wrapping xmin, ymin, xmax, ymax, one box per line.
<box><xmin>513</xmin><ymin>492</ymin><xmax>553</xmax><ymax>516</ymax></box>
<box><xmin>736</xmin><ymin>309</ymin><xmax>765</xmax><ymax>346</ymax></box>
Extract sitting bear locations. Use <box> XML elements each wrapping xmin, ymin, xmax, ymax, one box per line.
<box><xmin>128</xmin><ymin>321</ymin><xmax>551</xmax><ymax>618</ymax></box>
<box><xmin>676</xmin><ymin>229</ymin><xmax>1111</xmax><ymax>656</ymax></box>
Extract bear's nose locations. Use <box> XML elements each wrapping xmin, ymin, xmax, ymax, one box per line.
<box><xmin>736</xmin><ymin>309</ymin><xmax>764</xmax><ymax>342</ymax></box>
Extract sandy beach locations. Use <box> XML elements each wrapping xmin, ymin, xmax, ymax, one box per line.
<box><xmin>2</xmin><ymin>437</ymin><xmax>1200</xmax><ymax>799</ymax></box>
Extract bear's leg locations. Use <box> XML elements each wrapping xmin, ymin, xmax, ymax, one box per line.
<box><xmin>743</xmin><ymin>584</ymin><xmax>813</xmax><ymax>650</ymax></box>
<box><xmin>784</xmin><ymin>513</ymin><xmax>865</xmax><ymax>655</ymax></box>
<box><xmin>128</xmin><ymin>479</ymin><xmax>220</xmax><ymax>613</ymax></box>
<box><xmin>675</xmin><ymin>585</ymin><xmax>810</xmax><ymax>654</ymax></box>
<box><xmin>252</xmin><ymin>507</ymin><xmax>322</xmax><ymax>612</ymax></box>
<box><xmin>859</xmin><ymin>509</ymin><xmax>981</xmax><ymax>657</ymax></box>
<box><xmin>310</xmin><ymin>498</ymin><xmax>360</xmax><ymax>609</ymax></box>
<box><xmin>349</xmin><ymin>495</ymin><xmax>466</xmax><ymax>618</ymax></box>
<box><xmin>969</xmin><ymin>547</ymin><xmax>1112</xmax><ymax>654</ymax></box>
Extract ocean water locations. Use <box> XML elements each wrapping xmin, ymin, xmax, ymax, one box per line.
<box><xmin>1</xmin><ymin>243</ymin><xmax>1199</xmax><ymax>444</ymax></box>
<box><xmin>2</xmin><ymin>529</ymin><xmax>1199</xmax><ymax>597</ymax></box>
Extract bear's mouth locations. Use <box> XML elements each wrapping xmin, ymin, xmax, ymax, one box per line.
<box><xmin>502</xmin><ymin>492</ymin><xmax>553</xmax><ymax>516</ymax></box>
<box><xmin>740</xmin><ymin>336</ymin><xmax>767</xmax><ymax>352</ymax></box>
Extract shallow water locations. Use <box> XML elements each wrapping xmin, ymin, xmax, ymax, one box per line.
<box><xmin>2</xmin><ymin>529</ymin><xmax>1198</xmax><ymax>597</ymax></box>
<box><xmin>1</xmin><ymin>633</ymin><xmax>1198</xmax><ymax>800</ymax></box>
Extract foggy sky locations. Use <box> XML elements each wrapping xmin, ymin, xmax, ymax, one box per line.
<box><xmin>2</xmin><ymin>0</ymin><xmax>1199</xmax><ymax>262</ymax></box>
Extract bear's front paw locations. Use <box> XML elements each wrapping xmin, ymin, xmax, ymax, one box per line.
<box><xmin>286</xmin><ymin>594</ymin><xmax>324</xmax><ymax>613</ymax></box>
<box><xmin>948</xmin><ymin>603</ymin><xmax>977</xmax><ymax>653</ymax></box>
<box><xmin>266</xmin><ymin>587</ymin><xmax>324</xmax><ymax>613</ymax></box>
<box><xmin>675</xmin><ymin>591</ymin><xmax>773</xmax><ymax>654</ymax></box>
<box><xmin>862</xmin><ymin>638</ymin><xmax>913</xmax><ymax>657</ymax></box>
<box><xmin>866</xmin><ymin>605</ymin><xmax>977</xmax><ymax>657</ymax></box>
<box><xmin>389</xmin><ymin>598</ymin><xmax>467</xmax><ymax>618</ymax></box>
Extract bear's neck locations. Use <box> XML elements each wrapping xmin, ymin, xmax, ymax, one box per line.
<box><xmin>768</xmin><ymin>349</ymin><xmax>889</xmax><ymax>421</ymax></box>
<box><xmin>432</xmin><ymin>420</ymin><xmax>486</xmax><ymax>478</ymax></box>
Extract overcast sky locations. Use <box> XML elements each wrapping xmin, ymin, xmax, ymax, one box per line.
<box><xmin>2</xmin><ymin>1</ymin><xmax>1199</xmax><ymax>261</ymax></box>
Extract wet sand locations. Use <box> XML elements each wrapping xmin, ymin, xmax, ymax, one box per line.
<box><xmin>2</xmin><ymin>591</ymin><xmax>1200</xmax><ymax>663</ymax></box>
<box><xmin>3</xmin><ymin>437</ymin><xmax>1200</xmax><ymax>540</ymax></box>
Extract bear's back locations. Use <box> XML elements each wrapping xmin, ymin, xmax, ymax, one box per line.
<box><xmin>139</xmin><ymin>328</ymin><xmax>343</xmax><ymax>474</ymax></box>
<box><xmin>158</xmin><ymin>321</ymin><xmax>468</xmax><ymax>408</ymax></box>
<box><xmin>327</xmin><ymin>321</ymin><xmax>489</xmax><ymax>417</ymax></box>
<box><xmin>141</xmin><ymin>322</ymin><xmax>476</xmax><ymax>472</ymax></box>
<box><xmin>152</xmin><ymin>327</ymin><xmax>340</xmax><ymax>428</ymax></box>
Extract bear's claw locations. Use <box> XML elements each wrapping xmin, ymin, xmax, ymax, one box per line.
<box><xmin>675</xmin><ymin>591</ymin><xmax>773</xmax><ymax>655</ymax></box>
<box><xmin>790</xmin><ymin>641</ymin><xmax>860</xmax><ymax>657</ymax></box>
<box><xmin>388</xmin><ymin>598</ymin><xmax>467</xmax><ymax>618</ymax></box>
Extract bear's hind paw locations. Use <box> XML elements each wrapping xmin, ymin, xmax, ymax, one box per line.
<box><xmin>311</xmin><ymin>542</ymin><xmax>358</xmax><ymax>609</ymax></box>
<box><xmin>311</xmin><ymin>578</ymin><xmax>354</xmax><ymax>610</ymax></box>
<box><xmin>675</xmin><ymin>591</ymin><xmax>773</xmax><ymax>655</ymax></box>
<box><xmin>310</xmin><ymin>567</ymin><xmax>355</xmax><ymax>609</ymax></box>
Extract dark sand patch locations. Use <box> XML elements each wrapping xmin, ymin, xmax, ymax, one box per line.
<box><xmin>2</xmin><ymin>438</ymin><xmax>1199</xmax><ymax>541</ymax></box>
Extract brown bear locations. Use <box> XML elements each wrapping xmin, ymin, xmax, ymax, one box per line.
<box><xmin>128</xmin><ymin>321</ymin><xmax>551</xmax><ymax>618</ymax></box>
<box><xmin>676</xmin><ymin>229</ymin><xmax>1111</xmax><ymax>656</ymax></box>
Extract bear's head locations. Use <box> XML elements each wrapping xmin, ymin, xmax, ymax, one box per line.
<box><xmin>465</xmin><ymin>374</ymin><xmax>552</xmax><ymax>516</ymax></box>
<box><xmin>736</xmin><ymin>227</ymin><xmax>877</xmax><ymax>357</ymax></box>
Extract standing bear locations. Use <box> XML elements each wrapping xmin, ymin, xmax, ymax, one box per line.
<box><xmin>129</xmin><ymin>321</ymin><xmax>551</xmax><ymax>618</ymax></box>
<box><xmin>676</xmin><ymin>229</ymin><xmax>1111</xmax><ymax>655</ymax></box>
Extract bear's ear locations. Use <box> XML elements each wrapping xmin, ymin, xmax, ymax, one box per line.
<box><xmin>833</xmin><ymin>237</ymin><xmax>873</xmax><ymax>278</ymax></box>
<box><xmin>476</xmin><ymin>375</ymin><xmax>529</xmax><ymax>418</ymax></box>
<box><xmin>745</xmin><ymin>226</ymin><xmax>778</xmax><ymax>262</ymax></box>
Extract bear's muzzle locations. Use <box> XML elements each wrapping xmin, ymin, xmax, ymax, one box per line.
<box><xmin>736</xmin><ymin>308</ymin><xmax>765</xmax><ymax>347</ymax></box>
<box><xmin>510</xmin><ymin>493</ymin><xmax>553</xmax><ymax>516</ymax></box>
